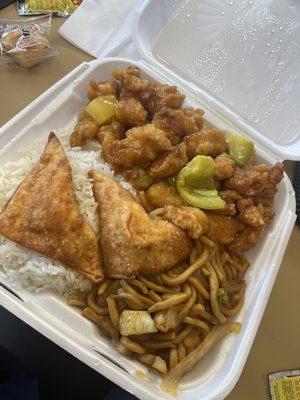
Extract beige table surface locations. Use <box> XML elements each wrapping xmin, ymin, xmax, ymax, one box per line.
<box><xmin>0</xmin><ymin>4</ymin><xmax>299</xmax><ymax>400</ymax></box>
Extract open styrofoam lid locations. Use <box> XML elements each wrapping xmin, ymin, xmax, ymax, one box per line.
<box><xmin>133</xmin><ymin>0</ymin><xmax>300</xmax><ymax>160</ymax></box>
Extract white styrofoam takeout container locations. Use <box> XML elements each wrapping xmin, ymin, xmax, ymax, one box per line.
<box><xmin>0</xmin><ymin>1</ymin><xmax>298</xmax><ymax>399</ymax></box>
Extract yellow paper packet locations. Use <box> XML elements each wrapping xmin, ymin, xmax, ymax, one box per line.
<box><xmin>269</xmin><ymin>370</ymin><xmax>300</xmax><ymax>400</ymax></box>
<box><xmin>18</xmin><ymin>0</ymin><xmax>81</xmax><ymax>16</ymax></box>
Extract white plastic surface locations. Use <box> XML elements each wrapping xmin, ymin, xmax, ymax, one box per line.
<box><xmin>133</xmin><ymin>0</ymin><xmax>300</xmax><ymax>160</ymax></box>
<box><xmin>0</xmin><ymin>58</ymin><xmax>296</xmax><ymax>400</ymax></box>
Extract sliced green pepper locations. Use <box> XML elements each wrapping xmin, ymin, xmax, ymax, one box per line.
<box><xmin>176</xmin><ymin>155</ymin><xmax>225</xmax><ymax>209</ymax></box>
<box><xmin>228</xmin><ymin>134</ymin><xmax>254</xmax><ymax>166</ymax></box>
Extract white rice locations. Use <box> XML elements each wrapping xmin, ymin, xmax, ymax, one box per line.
<box><xmin>0</xmin><ymin>134</ymin><xmax>134</xmax><ymax>297</ymax></box>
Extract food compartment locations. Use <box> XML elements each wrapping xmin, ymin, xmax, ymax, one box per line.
<box><xmin>0</xmin><ymin>58</ymin><xmax>295</xmax><ymax>400</ymax></box>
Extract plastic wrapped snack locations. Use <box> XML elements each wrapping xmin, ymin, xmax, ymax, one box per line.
<box><xmin>0</xmin><ymin>16</ymin><xmax>56</xmax><ymax>68</ymax></box>
<box><xmin>17</xmin><ymin>0</ymin><xmax>82</xmax><ymax>17</ymax></box>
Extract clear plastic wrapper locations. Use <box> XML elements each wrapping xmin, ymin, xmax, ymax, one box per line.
<box><xmin>0</xmin><ymin>15</ymin><xmax>56</xmax><ymax>68</ymax></box>
<box><xmin>17</xmin><ymin>0</ymin><xmax>82</xmax><ymax>17</ymax></box>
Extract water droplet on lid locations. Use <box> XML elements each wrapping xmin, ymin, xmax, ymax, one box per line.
<box><xmin>229</xmin><ymin>1</ymin><xmax>233</xmax><ymax>5</ymax></box>
<box><xmin>279</xmin><ymin>39</ymin><xmax>283</xmax><ymax>43</ymax></box>
<box><xmin>221</xmin><ymin>11</ymin><xmax>225</xmax><ymax>15</ymax></box>
<box><xmin>274</xmin><ymin>78</ymin><xmax>279</xmax><ymax>83</ymax></box>
<box><xmin>279</xmin><ymin>26</ymin><xmax>283</xmax><ymax>30</ymax></box>
<box><xmin>271</xmin><ymin>49</ymin><xmax>275</xmax><ymax>53</ymax></box>
<box><xmin>266</xmin><ymin>43</ymin><xmax>270</xmax><ymax>47</ymax></box>
<box><xmin>264</xmin><ymin>51</ymin><xmax>268</xmax><ymax>55</ymax></box>
<box><xmin>262</xmin><ymin>97</ymin><xmax>265</xmax><ymax>101</ymax></box>
<box><xmin>186</xmin><ymin>13</ymin><xmax>191</xmax><ymax>19</ymax></box>
<box><xmin>278</xmin><ymin>61</ymin><xmax>284</xmax><ymax>66</ymax></box>
<box><xmin>249</xmin><ymin>0</ymin><xmax>253</xmax><ymax>4</ymax></box>
<box><xmin>271</xmin><ymin>29</ymin><xmax>275</xmax><ymax>33</ymax></box>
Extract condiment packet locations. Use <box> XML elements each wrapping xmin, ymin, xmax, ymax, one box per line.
<box><xmin>17</xmin><ymin>0</ymin><xmax>82</xmax><ymax>17</ymax></box>
<box><xmin>0</xmin><ymin>15</ymin><xmax>57</xmax><ymax>68</ymax></box>
<box><xmin>268</xmin><ymin>369</ymin><xmax>300</xmax><ymax>400</ymax></box>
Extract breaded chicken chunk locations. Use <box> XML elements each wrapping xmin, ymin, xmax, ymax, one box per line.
<box><xmin>206</xmin><ymin>213</ymin><xmax>244</xmax><ymax>246</ymax></box>
<box><xmin>237</xmin><ymin>199</ymin><xmax>264</xmax><ymax>227</ymax></box>
<box><xmin>87</xmin><ymin>79</ymin><xmax>118</xmax><ymax>100</ymax></box>
<box><xmin>140</xmin><ymin>82</ymin><xmax>185</xmax><ymax>114</ymax></box>
<box><xmin>115</xmin><ymin>98</ymin><xmax>148</xmax><ymax>127</ymax></box>
<box><xmin>149</xmin><ymin>142</ymin><xmax>188</xmax><ymax>178</ymax></box>
<box><xmin>106</xmin><ymin>124</ymin><xmax>171</xmax><ymax>168</ymax></box>
<box><xmin>224</xmin><ymin>164</ymin><xmax>270</xmax><ymax>197</ymax></box>
<box><xmin>97</xmin><ymin>119</ymin><xmax>125</xmax><ymax>144</ymax></box>
<box><xmin>113</xmin><ymin>66</ymin><xmax>185</xmax><ymax>114</ymax></box>
<box><xmin>146</xmin><ymin>183</ymin><xmax>187</xmax><ymax>209</ymax></box>
<box><xmin>70</xmin><ymin>119</ymin><xmax>98</xmax><ymax>147</ymax></box>
<box><xmin>162</xmin><ymin>206</ymin><xmax>209</xmax><ymax>239</ymax></box>
<box><xmin>152</xmin><ymin>107</ymin><xmax>204</xmax><ymax>144</ymax></box>
<box><xmin>228</xmin><ymin>225</ymin><xmax>264</xmax><ymax>255</ymax></box>
<box><xmin>184</xmin><ymin>129</ymin><xmax>228</xmax><ymax>159</ymax></box>
<box><xmin>214</xmin><ymin>153</ymin><xmax>235</xmax><ymax>180</ymax></box>
<box><xmin>252</xmin><ymin>163</ymin><xmax>284</xmax><ymax>207</ymax></box>
<box><xmin>224</xmin><ymin>163</ymin><xmax>284</xmax><ymax>198</ymax></box>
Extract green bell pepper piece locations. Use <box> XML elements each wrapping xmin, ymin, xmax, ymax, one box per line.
<box><xmin>228</xmin><ymin>134</ymin><xmax>254</xmax><ymax>166</ymax></box>
<box><xmin>176</xmin><ymin>155</ymin><xmax>225</xmax><ymax>209</ymax></box>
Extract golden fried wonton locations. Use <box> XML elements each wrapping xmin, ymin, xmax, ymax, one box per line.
<box><xmin>0</xmin><ymin>133</ymin><xmax>102</xmax><ymax>282</ymax></box>
<box><xmin>89</xmin><ymin>170</ymin><xmax>192</xmax><ymax>279</ymax></box>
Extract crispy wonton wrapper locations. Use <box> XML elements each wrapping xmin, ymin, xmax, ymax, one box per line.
<box><xmin>0</xmin><ymin>133</ymin><xmax>102</xmax><ymax>282</ymax></box>
<box><xmin>90</xmin><ymin>171</ymin><xmax>192</xmax><ymax>279</ymax></box>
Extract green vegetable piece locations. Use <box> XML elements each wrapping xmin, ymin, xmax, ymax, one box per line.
<box><xmin>84</xmin><ymin>95</ymin><xmax>117</xmax><ymax>125</ymax></box>
<box><xmin>167</xmin><ymin>175</ymin><xmax>177</xmax><ymax>186</ymax></box>
<box><xmin>228</xmin><ymin>134</ymin><xmax>254</xmax><ymax>166</ymax></box>
<box><xmin>176</xmin><ymin>155</ymin><xmax>225</xmax><ymax>210</ymax></box>
<box><xmin>131</xmin><ymin>170</ymin><xmax>153</xmax><ymax>190</ymax></box>
<box><xmin>217</xmin><ymin>289</ymin><xmax>228</xmax><ymax>307</ymax></box>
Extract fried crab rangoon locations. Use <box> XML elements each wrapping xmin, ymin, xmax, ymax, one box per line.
<box><xmin>0</xmin><ymin>133</ymin><xmax>102</xmax><ymax>282</ymax></box>
<box><xmin>89</xmin><ymin>171</ymin><xmax>192</xmax><ymax>279</ymax></box>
